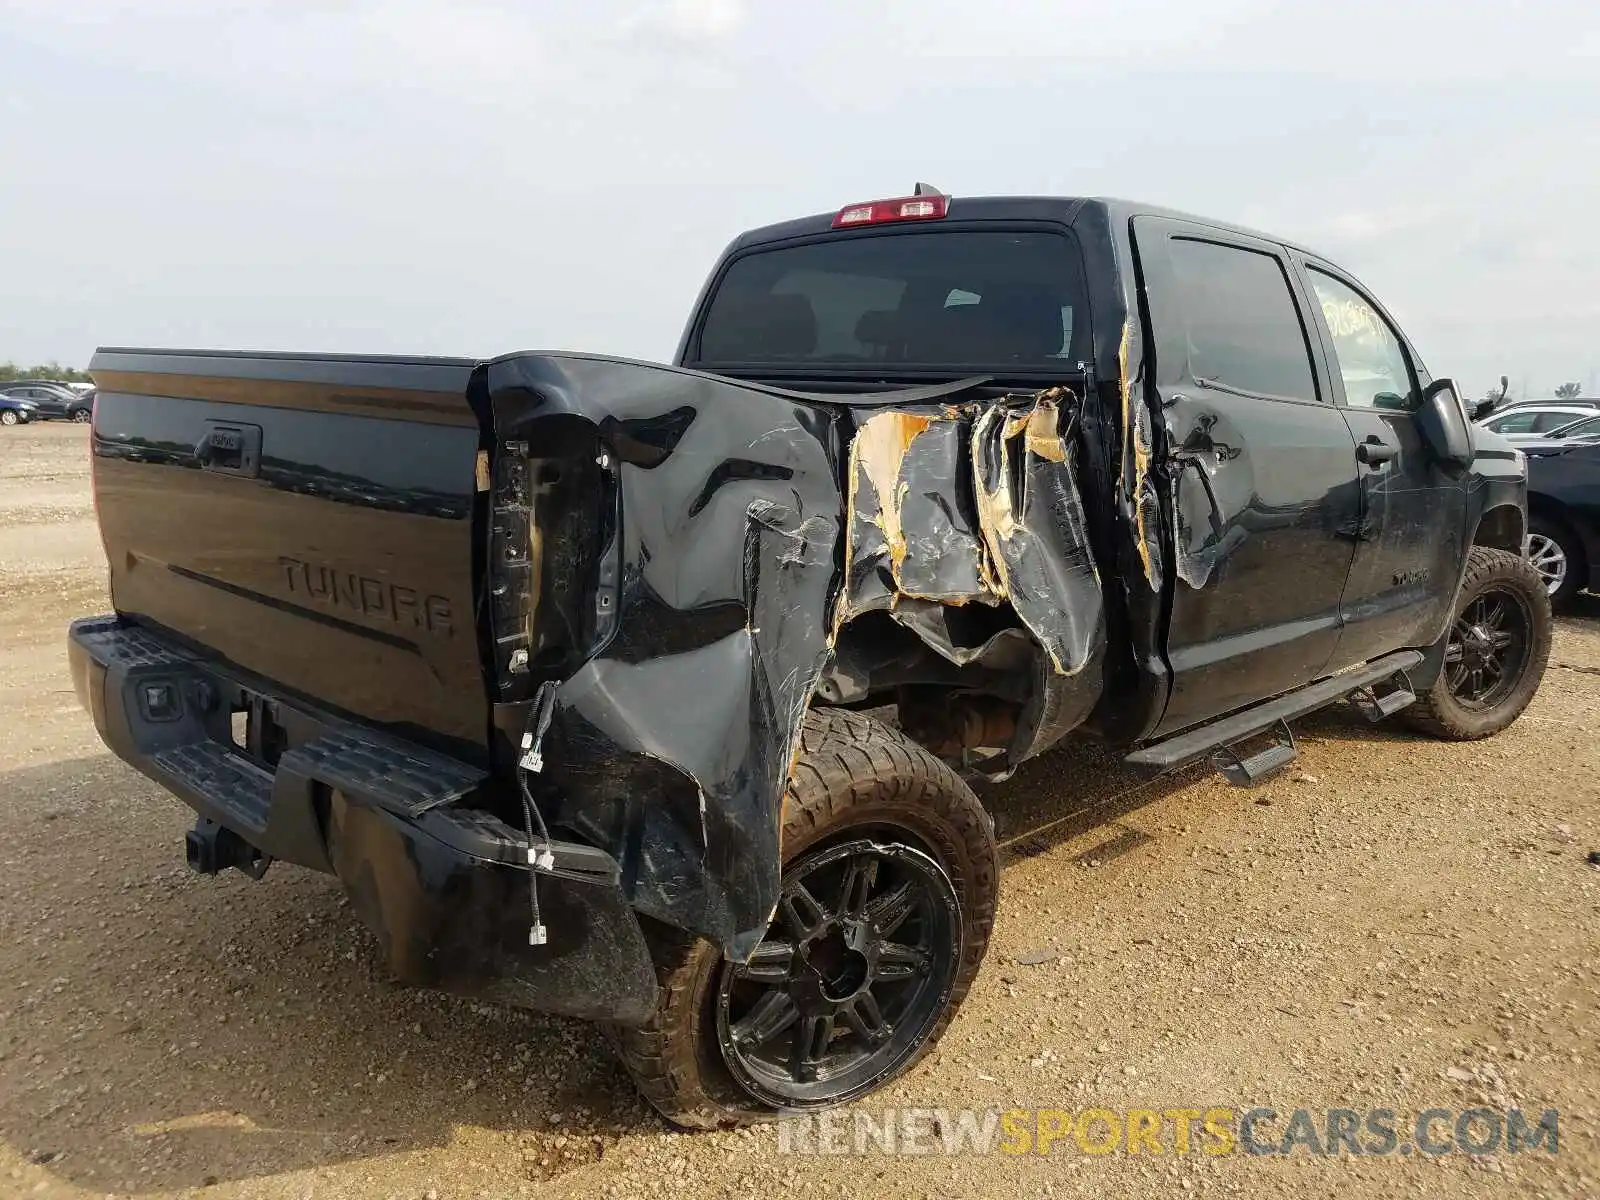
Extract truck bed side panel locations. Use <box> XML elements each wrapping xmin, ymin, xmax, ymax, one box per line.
<box><xmin>486</xmin><ymin>354</ymin><xmax>1105</xmax><ymax>957</ymax></box>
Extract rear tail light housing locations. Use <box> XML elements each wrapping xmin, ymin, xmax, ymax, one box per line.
<box><xmin>832</xmin><ymin>194</ymin><xmax>951</xmax><ymax>229</ymax></box>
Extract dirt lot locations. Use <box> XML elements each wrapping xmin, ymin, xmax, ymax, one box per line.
<box><xmin>0</xmin><ymin>421</ymin><xmax>1595</xmax><ymax>1199</ymax></box>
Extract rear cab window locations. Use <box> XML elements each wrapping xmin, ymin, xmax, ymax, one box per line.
<box><xmin>688</xmin><ymin>229</ymin><xmax>1090</xmax><ymax>375</ymax></box>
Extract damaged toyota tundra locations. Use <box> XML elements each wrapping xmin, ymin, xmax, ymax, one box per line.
<box><xmin>70</xmin><ymin>192</ymin><xmax>1551</xmax><ymax>1126</ymax></box>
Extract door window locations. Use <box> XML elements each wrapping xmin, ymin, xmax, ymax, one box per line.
<box><xmin>1307</xmin><ymin>269</ymin><xmax>1416</xmax><ymax>410</ymax></box>
<box><xmin>1486</xmin><ymin>411</ymin><xmax>1542</xmax><ymax>434</ymax></box>
<box><xmin>1166</xmin><ymin>238</ymin><xmax>1319</xmax><ymax>402</ymax></box>
<box><xmin>1533</xmin><ymin>411</ymin><xmax>1580</xmax><ymax>432</ymax></box>
<box><xmin>1553</xmin><ymin>416</ymin><xmax>1600</xmax><ymax>439</ymax></box>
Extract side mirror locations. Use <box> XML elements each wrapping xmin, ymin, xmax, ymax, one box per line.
<box><xmin>1416</xmin><ymin>378</ymin><xmax>1474</xmax><ymax>468</ymax></box>
<box><xmin>1469</xmin><ymin>398</ymin><xmax>1496</xmax><ymax>422</ymax></box>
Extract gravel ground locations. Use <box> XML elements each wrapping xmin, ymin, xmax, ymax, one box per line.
<box><xmin>0</xmin><ymin>422</ymin><xmax>1595</xmax><ymax>1199</ymax></box>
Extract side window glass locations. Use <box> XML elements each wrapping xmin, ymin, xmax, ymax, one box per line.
<box><xmin>1308</xmin><ymin>269</ymin><xmax>1416</xmax><ymax>410</ymax></box>
<box><xmin>1560</xmin><ymin>417</ymin><xmax>1600</xmax><ymax>439</ymax></box>
<box><xmin>1166</xmin><ymin>238</ymin><xmax>1318</xmax><ymax>402</ymax></box>
<box><xmin>1490</xmin><ymin>412</ymin><xmax>1537</xmax><ymax>433</ymax></box>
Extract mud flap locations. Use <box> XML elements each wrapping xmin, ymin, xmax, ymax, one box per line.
<box><xmin>326</xmin><ymin>793</ymin><xmax>658</xmax><ymax>1023</ymax></box>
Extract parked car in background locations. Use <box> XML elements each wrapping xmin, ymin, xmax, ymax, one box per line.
<box><xmin>1477</xmin><ymin>403</ymin><xmax>1600</xmax><ymax>441</ymax></box>
<box><xmin>1525</xmin><ymin>440</ymin><xmax>1600</xmax><ymax>604</ymax></box>
<box><xmin>0</xmin><ymin>381</ymin><xmax>94</xmax><ymax>421</ymax></box>
<box><xmin>1493</xmin><ymin>397</ymin><xmax>1600</xmax><ymax>414</ymax></box>
<box><xmin>1506</xmin><ymin>415</ymin><xmax>1600</xmax><ymax>459</ymax></box>
<box><xmin>1544</xmin><ymin>414</ymin><xmax>1600</xmax><ymax>441</ymax></box>
<box><xmin>0</xmin><ymin>395</ymin><xmax>39</xmax><ymax>426</ymax></box>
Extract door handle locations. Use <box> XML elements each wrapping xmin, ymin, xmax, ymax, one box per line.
<box><xmin>195</xmin><ymin>421</ymin><xmax>262</xmax><ymax>477</ymax></box>
<box><xmin>1167</xmin><ymin>451</ymin><xmax>1227</xmax><ymax>541</ymax></box>
<box><xmin>1356</xmin><ymin>436</ymin><xmax>1396</xmax><ymax>466</ymax></box>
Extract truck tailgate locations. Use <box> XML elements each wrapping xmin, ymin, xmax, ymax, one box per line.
<box><xmin>89</xmin><ymin>350</ymin><xmax>490</xmax><ymax>758</ymax></box>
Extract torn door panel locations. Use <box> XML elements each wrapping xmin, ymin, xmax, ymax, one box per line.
<box><xmin>485</xmin><ymin>354</ymin><xmax>1104</xmax><ymax>958</ymax></box>
<box><xmin>1117</xmin><ymin>318</ymin><xmax>1166</xmax><ymax>596</ymax></box>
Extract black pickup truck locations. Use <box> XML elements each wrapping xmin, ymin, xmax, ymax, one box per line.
<box><xmin>71</xmin><ymin>192</ymin><xmax>1549</xmax><ymax>1127</ymax></box>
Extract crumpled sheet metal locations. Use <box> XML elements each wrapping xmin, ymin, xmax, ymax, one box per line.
<box><xmin>487</xmin><ymin>356</ymin><xmax>1104</xmax><ymax>958</ymax></box>
<box><xmin>837</xmin><ymin>387</ymin><xmax>1107</xmax><ymax>769</ymax></box>
<box><xmin>488</xmin><ymin>355</ymin><xmax>843</xmax><ymax>961</ymax></box>
<box><xmin>1117</xmin><ymin>317</ymin><xmax>1164</xmax><ymax>594</ymax></box>
<box><xmin>1166</xmin><ymin>410</ymin><xmax>1251</xmax><ymax>590</ymax></box>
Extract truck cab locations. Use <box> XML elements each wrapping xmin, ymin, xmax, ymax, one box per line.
<box><xmin>675</xmin><ymin>193</ymin><xmax>1531</xmax><ymax>745</ymax></box>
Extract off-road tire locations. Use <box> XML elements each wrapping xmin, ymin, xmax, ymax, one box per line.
<box><xmin>609</xmin><ymin>707</ymin><xmax>999</xmax><ymax>1129</ymax></box>
<box><xmin>1404</xmin><ymin>546</ymin><xmax>1551</xmax><ymax>740</ymax></box>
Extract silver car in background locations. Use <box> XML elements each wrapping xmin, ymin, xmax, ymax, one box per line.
<box><xmin>1477</xmin><ymin>401</ymin><xmax>1600</xmax><ymax>441</ymax></box>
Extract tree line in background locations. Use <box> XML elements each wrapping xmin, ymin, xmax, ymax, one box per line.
<box><xmin>0</xmin><ymin>361</ymin><xmax>92</xmax><ymax>383</ymax></box>
<box><xmin>1482</xmin><ymin>378</ymin><xmax>1591</xmax><ymax>404</ymax></box>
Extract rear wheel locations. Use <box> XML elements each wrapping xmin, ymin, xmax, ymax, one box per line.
<box><xmin>1405</xmin><ymin>546</ymin><xmax>1551</xmax><ymax>740</ymax></box>
<box><xmin>611</xmin><ymin>708</ymin><xmax>999</xmax><ymax>1128</ymax></box>
<box><xmin>1525</xmin><ymin>515</ymin><xmax>1585</xmax><ymax>608</ymax></box>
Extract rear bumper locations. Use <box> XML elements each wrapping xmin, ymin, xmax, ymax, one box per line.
<box><xmin>68</xmin><ymin>615</ymin><xmax>658</xmax><ymax>1024</ymax></box>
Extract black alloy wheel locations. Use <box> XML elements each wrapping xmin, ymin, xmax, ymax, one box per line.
<box><xmin>611</xmin><ymin>708</ymin><xmax>998</xmax><ymax>1129</ymax></box>
<box><xmin>716</xmin><ymin>838</ymin><xmax>960</xmax><ymax>1109</ymax></box>
<box><xmin>1444</xmin><ymin>587</ymin><xmax>1533</xmax><ymax>711</ymax></box>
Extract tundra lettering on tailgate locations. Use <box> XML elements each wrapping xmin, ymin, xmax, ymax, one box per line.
<box><xmin>278</xmin><ymin>556</ymin><xmax>453</xmax><ymax>636</ymax></box>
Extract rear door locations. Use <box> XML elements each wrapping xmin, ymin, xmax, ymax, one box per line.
<box><xmin>1133</xmin><ymin>217</ymin><xmax>1361</xmax><ymax>735</ymax></box>
<box><xmin>1295</xmin><ymin>259</ymin><xmax>1469</xmax><ymax>663</ymax></box>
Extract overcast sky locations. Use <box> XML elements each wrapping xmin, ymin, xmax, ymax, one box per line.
<box><xmin>3</xmin><ymin>0</ymin><xmax>1598</xmax><ymax>399</ymax></box>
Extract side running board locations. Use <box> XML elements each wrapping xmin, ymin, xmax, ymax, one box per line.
<box><xmin>1125</xmin><ymin>650</ymin><xmax>1424</xmax><ymax>780</ymax></box>
<box><xmin>1211</xmin><ymin>720</ymin><xmax>1299</xmax><ymax>787</ymax></box>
